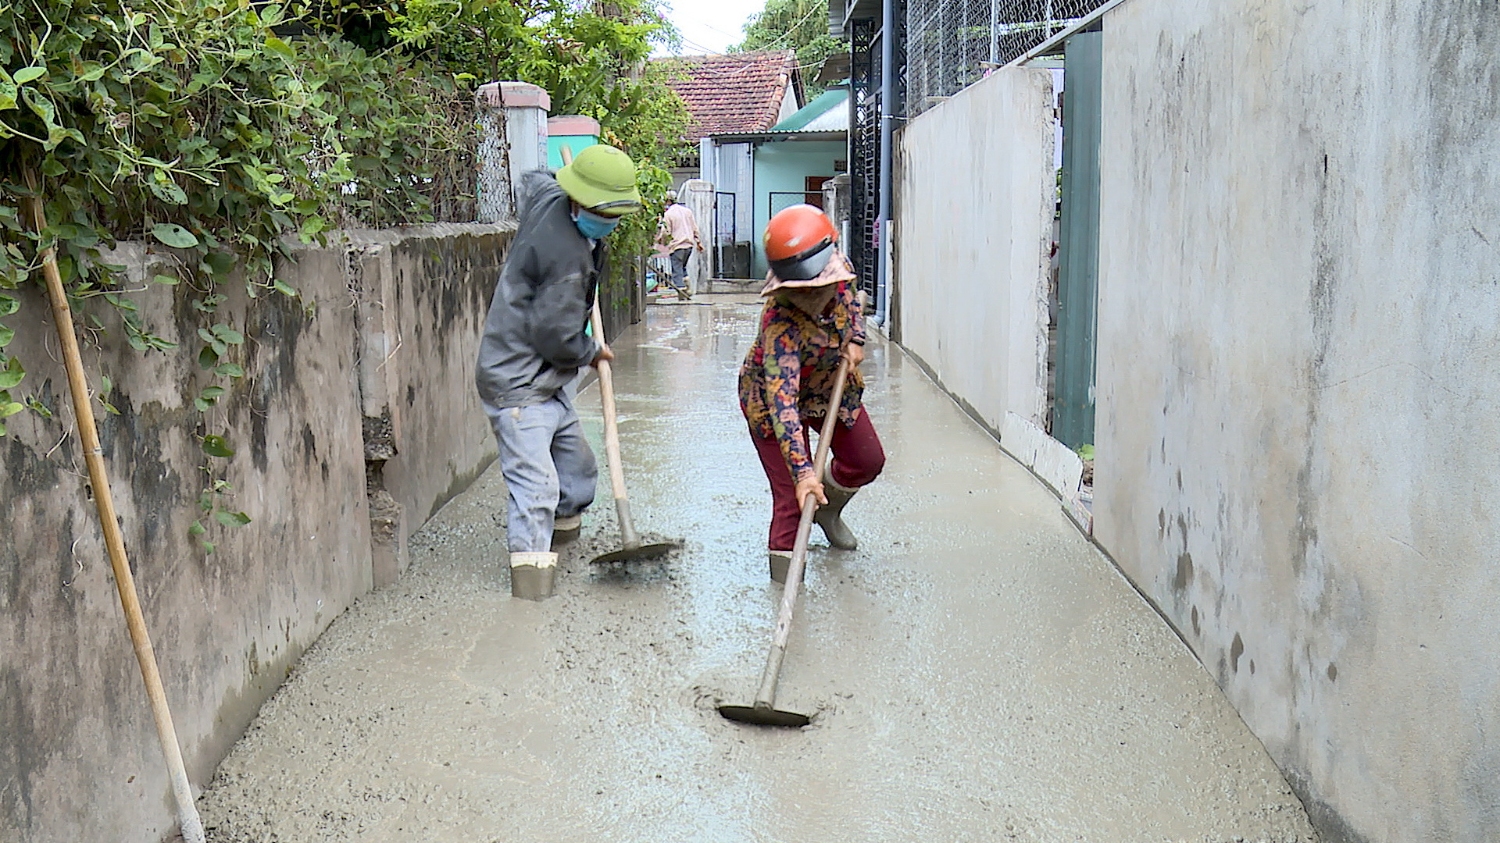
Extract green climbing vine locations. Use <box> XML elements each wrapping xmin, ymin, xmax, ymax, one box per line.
<box><xmin>0</xmin><ymin>0</ymin><xmax>474</xmax><ymax>548</ymax></box>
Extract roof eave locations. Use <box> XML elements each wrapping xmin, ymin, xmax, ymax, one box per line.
<box><xmin>709</xmin><ymin>130</ymin><xmax>847</xmax><ymax>143</ymax></box>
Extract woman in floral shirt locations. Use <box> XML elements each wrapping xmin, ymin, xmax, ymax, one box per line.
<box><xmin>739</xmin><ymin>205</ymin><xmax>885</xmax><ymax>582</ymax></box>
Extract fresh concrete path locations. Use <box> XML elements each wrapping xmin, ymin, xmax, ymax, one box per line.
<box><xmin>198</xmin><ymin>298</ymin><xmax>1316</xmax><ymax>842</ymax></box>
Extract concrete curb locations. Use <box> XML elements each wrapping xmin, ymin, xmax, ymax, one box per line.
<box><xmin>891</xmin><ymin>339</ymin><xmax>1089</xmax><ymax>522</ymax></box>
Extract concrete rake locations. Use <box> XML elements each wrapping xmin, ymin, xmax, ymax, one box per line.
<box><xmin>719</xmin><ymin>358</ymin><xmax>852</xmax><ymax>728</ymax></box>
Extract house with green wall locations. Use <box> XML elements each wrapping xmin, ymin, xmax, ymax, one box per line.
<box><xmin>657</xmin><ymin>50</ymin><xmax>805</xmax><ymax>279</ymax></box>
<box><xmin>704</xmin><ymin>85</ymin><xmax>850</xmax><ymax>277</ymax></box>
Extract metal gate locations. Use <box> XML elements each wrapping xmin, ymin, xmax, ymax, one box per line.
<box><xmin>769</xmin><ymin>192</ymin><xmax>807</xmax><ymax>217</ymax></box>
<box><xmin>1053</xmin><ymin>27</ymin><xmax>1102</xmax><ymax>450</ymax></box>
<box><xmin>714</xmin><ymin>191</ymin><xmax>747</xmax><ymax>279</ymax></box>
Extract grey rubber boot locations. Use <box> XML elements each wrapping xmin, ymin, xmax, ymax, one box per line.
<box><xmin>552</xmin><ymin>514</ymin><xmax>582</xmax><ymax>547</ymax></box>
<box><xmin>813</xmin><ymin>468</ymin><xmax>859</xmax><ymax>550</ymax></box>
<box><xmin>510</xmin><ymin>552</ymin><xmax>558</xmax><ymax>600</ymax></box>
<box><xmin>768</xmin><ymin>550</ymin><xmax>793</xmax><ymax>585</ymax></box>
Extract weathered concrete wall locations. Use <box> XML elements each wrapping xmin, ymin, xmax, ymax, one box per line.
<box><xmin>1094</xmin><ymin>2</ymin><xmax>1500</xmax><ymax>840</ymax></box>
<box><xmin>0</xmin><ymin>224</ymin><xmax>511</xmax><ymax>842</ymax></box>
<box><xmin>347</xmin><ymin>226</ymin><xmax>509</xmax><ymax>584</ymax></box>
<box><xmin>894</xmin><ymin>67</ymin><xmax>1055</xmax><ymax>433</ymax></box>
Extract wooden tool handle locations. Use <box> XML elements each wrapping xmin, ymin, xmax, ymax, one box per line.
<box><xmin>25</xmin><ymin>171</ymin><xmax>206</xmax><ymax>842</ymax></box>
<box><xmin>771</xmin><ymin>358</ymin><xmax>849</xmax><ymax>650</ymax></box>
<box><xmin>754</xmin><ymin>356</ymin><xmax>853</xmax><ymax>708</ymax></box>
<box><xmin>564</xmin><ymin>143</ymin><xmax>640</xmax><ymax>548</ymax></box>
<box><xmin>590</xmin><ymin>298</ymin><xmax>640</xmax><ymax>549</ymax></box>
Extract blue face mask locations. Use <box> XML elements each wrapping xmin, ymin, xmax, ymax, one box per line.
<box><xmin>574</xmin><ymin>209</ymin><xmax>620</xmax><ymax>240</ymax></box>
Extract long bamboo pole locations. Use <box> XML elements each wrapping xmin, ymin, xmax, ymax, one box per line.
<box><xmin>23</xmin><ymin>170</ymin><xmax>206</xmax><ymax>843</ymax></box>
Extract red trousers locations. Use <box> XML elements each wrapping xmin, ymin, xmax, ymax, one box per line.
<box><xmin>751</xmin><ymin>410</ymin><xmax>885</xmax><ymax>551</ymax></box>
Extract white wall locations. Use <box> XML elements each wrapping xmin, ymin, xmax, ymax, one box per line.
<box><xmin>778</xmin><ymin>79</ymin><xmax>800</xmax><ymax>123</ymax></box>
<box><xmin>1095</xmin><ymin>2</ymin><xmax>1500</xmax><ymax>840</ymax></box>
<box><xmin>895</xmin><ymin>67</ymin><xmax>1056</xmax><ymax>433</ymax></box>
<box><xmin>681</xmin><ymin>179</ymin><xmax>715</xmax><ymax>292</ymax></box>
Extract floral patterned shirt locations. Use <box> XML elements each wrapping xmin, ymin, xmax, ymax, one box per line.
<box><xmin>739</xmin><ymin>263</ymin><xmax>867</xmax><ymax>481</ymax></box>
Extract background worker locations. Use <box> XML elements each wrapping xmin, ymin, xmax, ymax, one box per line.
<box><xmin>474</xmin><ymin>144</ymin><xmax>643</xmax><ymax>600</ymax></box>
<box><xmin>655</xmin><ymin>189</ymin><xmax>703</xmax><ymax>299</ymax></box>
<box><xmin>738</xmin><ymin>204</ymin><xmax>885</xmax><ymax>582</ymax></box>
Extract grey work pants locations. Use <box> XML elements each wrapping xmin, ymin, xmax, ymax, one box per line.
<box><xmin>485</xmin><ymin>389</ymin><xmax>598</xmax><ymax>552</ymax></box>
<box><xmin>669</xmin><ymin>247</ymin><xmax>691</xmax><ymax>289</ymax></box>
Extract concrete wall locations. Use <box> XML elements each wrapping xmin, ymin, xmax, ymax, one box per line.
<box><xmin>681</xmin><ymin>179</ymin><xmax>715</xmax><ymax>293</ymax></box>
<box><xmin>668</xmin><ymin>168</ymin><xmax>699</xmax><ymax>192</ymax></box>
<box><xmin>750</xmin><ymin>140</ymin><xmax>846</xmax><ymax>277</ymax></box>
<box><xmin>348</xmin><ymin>226</ymin><xmax>511</xmax><ymax>583</ymax></box>
<box><xmin>547</xmin><ymin>113</ymin><xmax>601</xmax><ymax>170</ymax></box>
<box><xmin>1094</xmin><ymin>2</ymin><xmax>1500</xmax><ymax>840</ymax></box>
<box><xmin>0</xmin><ymin>224</ymin><xmax>511</xmax><ymax>842</ymax></box>
<box><xmin>778</xmin><ymin>79</ymin><xmax>800</xmax><ymax>122</ymax></box>
<box><xmin>894</xmin><ymin>67</ymin><xmax>1056</xmax><ymax>433</ymax></box>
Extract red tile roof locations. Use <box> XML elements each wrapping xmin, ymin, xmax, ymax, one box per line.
<box><xmin>656</xmin><ymin>51</ymin><xmax>800</xmax><ymax>140</ymax></box>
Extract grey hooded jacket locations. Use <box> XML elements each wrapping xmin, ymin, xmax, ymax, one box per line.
<box><xmin>475</xmin><ymin>171</ymin><xmax>606</xmax><ymax>409</ymax></box>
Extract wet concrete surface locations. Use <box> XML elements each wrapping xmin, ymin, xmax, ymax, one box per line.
<box><xmin>197</xmin><ymin>297</ymin><xmax>1317</xmax><ymax>842</ymax></box>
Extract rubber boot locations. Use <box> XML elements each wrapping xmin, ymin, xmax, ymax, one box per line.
<box><xmin>813</xmin><ymin>468</ymin><xmax>860</xmax><ymax>550</ymax></box>
<box><xmin>510</xmin><ymin>551</ymin><xmax>558</xmax><ymax>601</ymax></box>
<box><xmin>768</xmin><ymin>550</ymin><xmax>793</xmax><ymax>585</ymax></box>
<box><xmin>552</xmin><ymin>514</ymin><xmax>582</xmax><ymax>547</ymax></box>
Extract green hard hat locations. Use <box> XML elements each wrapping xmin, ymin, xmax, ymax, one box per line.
<box><xmin>556</xmin><ymin>144</ymin><xmax>643</xmax><ymax>217</ymax></box>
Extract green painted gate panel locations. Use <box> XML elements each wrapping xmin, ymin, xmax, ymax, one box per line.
<box><xmin>1054</xmin><ymin>29</ymin><xmax>1102</xmax><ymax>451</ymax></box>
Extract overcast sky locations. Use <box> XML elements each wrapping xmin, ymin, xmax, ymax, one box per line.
<box><xmin>656</xmin><ymin>0</ymin><xmax>767</xmax><ymax>55</ymax></box>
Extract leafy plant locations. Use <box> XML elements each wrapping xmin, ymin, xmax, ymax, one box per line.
<box><xmin>390</xmin><ymin>0</ymin><xmax>690</xmax><ymax>299</ymax></box>
<box><xmin>0</xmin><ymin>0</ymin><xmax>688</xmax><ymax>548</ymax></box>
<box><xmin>736</xmin><ymin>0</ymin><xmax>848</xmax><ymax>97</ymax></box>
<box><xmin>0</xmin><ymin>0</ymin><xmax>474</xmax><ymax>422</ymax></box>
<box><xmin>0</xmin><ymin>0</ymin><xmax>474</xmax><ymax>543</ymax></box>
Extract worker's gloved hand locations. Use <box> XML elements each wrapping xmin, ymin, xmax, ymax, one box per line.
<box><xmin>592</xmin><ymin>344</ymin><xmax>615</xmax><ymax>367</ymax></box>
<box><xmin>842</xmin><ymin>342</ymin><xmax>865</xmax><ymax>369</ymax></box>
<box><xmin>795</xmin><ymin>474</ymin><xmax>827</xmax><ymax>509</ymax></box>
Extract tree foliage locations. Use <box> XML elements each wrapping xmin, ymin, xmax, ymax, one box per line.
<box><xmin>0</xmin><ymin>0</ymin><xmax>473</xmax><ymax>441</ymax></box>
<box><xmin>394</xmin><ymin>0</ymin><xmax>691</xmax><ymax>279</ymax></box>
<box><xmin>0</xmin><ymin>0</ymin><xmax>474</xmax><ymax>545</ymax></box>
<box><xmin>735</xmin><ymin>0</ymin><xmax>845</xmax><ymax>97</ymax></box>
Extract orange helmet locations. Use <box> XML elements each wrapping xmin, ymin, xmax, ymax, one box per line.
<box><xmin>763</xmin><ymin>204</ymin><xmax>838</xmax><ymax>281</ymax></box>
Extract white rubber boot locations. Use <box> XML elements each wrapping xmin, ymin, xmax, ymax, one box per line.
<box><xmin>813</xmin><ymin>468</ymin><xmax>860</xmax><ymax>550</ymax></box>
<box><xmin>510</xmin><ymin>551</ymin><xmax>558</xmax><ymax>601</ymax></box>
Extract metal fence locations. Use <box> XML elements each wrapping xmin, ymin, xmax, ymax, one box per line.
<box><xmin>848</xmin><ymin>15</ymin><xmax>883</xmax><ymax>303</ymax></box>
<box><xmin>904</xmin><ymin>0</ymin><xmax>1108</xmax><ymax>116</ymax></box>
<box><xmin>769</xmin><ymin>191</ymin><xmax>813</xmax><ymax>216</ymax></box>
<box><xmin>714</xmin><ymin>191</ymin><xmax>751</xmax><ymax>278</ymax></box>
<box><xmin>714</xmin><ymin>191</ymin><xmax>737</xmax><ymax>246</ymax></box>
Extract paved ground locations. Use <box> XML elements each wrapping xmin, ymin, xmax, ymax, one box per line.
<box><xmin>197</xmin><ymin>297</ymin><xmax>1317</xmax><ymax>842</ymax></box>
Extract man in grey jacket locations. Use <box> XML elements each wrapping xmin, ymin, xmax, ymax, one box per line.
<box><xmin>475</xmin><ymin>144</ymin><xmax>643</xmax><ymax>600</ymax></box>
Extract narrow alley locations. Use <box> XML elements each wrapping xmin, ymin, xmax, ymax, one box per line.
<box><xmin>196</xmin><ymin>297</ymin><xmax>1315</xmax><ymax>842</ymax></box>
